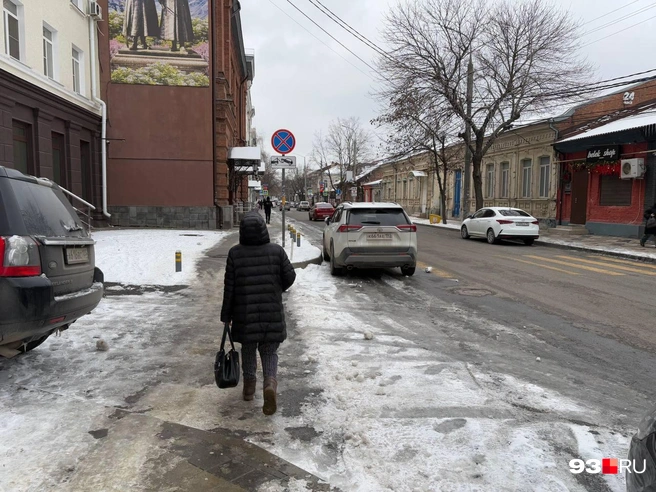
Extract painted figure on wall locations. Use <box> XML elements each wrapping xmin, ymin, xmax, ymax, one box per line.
<box><xmin>123</xmin><ymin>0</ymin><xmax>160</xmax><ymax>51</ymax></box>
<box><xmin>159</xmin><ymin>0</ymin><xmax>194</xmax><ymax>52</ymax></box>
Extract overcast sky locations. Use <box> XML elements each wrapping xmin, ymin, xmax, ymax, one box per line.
<box><xmin>240</xmin><ymin>0</ymin><xmax>655</xmax><ymax>166</ymax></box>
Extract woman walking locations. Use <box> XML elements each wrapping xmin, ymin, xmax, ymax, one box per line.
<box><xmin>221</xmin><ymin>212</ymin><xmax>296</xmax><ymax>415</ymax></box>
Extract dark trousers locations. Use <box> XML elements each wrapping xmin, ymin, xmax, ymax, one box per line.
<box><xmin>641</xmin><ymin>233</ymin><xmax>655</xmax><ymax>245</ymax></box>
<box><xmin>241</xmin><ymin>342</ymin><xmax>280</xmax><ymax>381</ymax></box>
<box><xmin>265</xmin><ymin>210</ymin><xmax>271</xmax><ymax>223</ymax></box>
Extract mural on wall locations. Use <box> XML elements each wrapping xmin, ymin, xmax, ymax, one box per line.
<box><xmin>108</xmin><ymin>0</ymin><xmax>209</xmax><ymax>87</ymax></box>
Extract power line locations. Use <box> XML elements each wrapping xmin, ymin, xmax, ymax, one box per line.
<box><xmin>581</xmin><ymin>2</ymin><xmax>656</xmax><ymax>36</ymax></box>
<box><xmin>284</xmin><ymin>0</ymin><xmax>383</xmax><ymax>77</ymax></box>
<box><xmin>305</xmin><ymin>0</ymin><xmax>391</xmax><ymax>60</ymax></box>
<box><xmin>583</xmin><ymin>0</ymin><xmax>642</xmax><ymax>27</ymax></box>
<box><xmin>266</xmin><ymin>0</ymin><xmax>374</xmax><ymax>80</ymax></box>
<box><xmin>581</xmin><ymin>12</ymin><xmax>656</xmax><ymax>47</ymax></box>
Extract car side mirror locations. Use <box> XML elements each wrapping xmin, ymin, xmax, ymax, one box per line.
<box><xmin>467</xmin><ymin>214</ymin><xmax>474</xmax><ymax>219</ymax></box>
<box><xmin>325</xmin><ymin>217</ymin><xmax>331</xmax><ymax>224</ymax></box>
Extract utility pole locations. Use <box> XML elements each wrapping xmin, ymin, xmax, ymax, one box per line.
<box><xmin>304</xmin><ymin>156</ymin><xmax>307</xmax><ymax>200</ymax></box>
<box><xmin>462</xmin><ymin>53</ymin><xmax>473</xmax><ymax>218</ymax></box>
<box><xmin>281</xmin><ymin>168</ymin><xmax>285</xmax><ymax>248</ymax></box>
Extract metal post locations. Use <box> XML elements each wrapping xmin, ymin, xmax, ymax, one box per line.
<box><xmin>462</xmin><ymin>54</ymin><xmax>474</xmax><ymax>217</ymax></box>
<box><xmin>175</xmin><ymin>250</ymin><xmax>182</xmax><ymax>272</ymax></box>
<box><xmin>282</xmin><ymin>168</ymin><xmax>286</xmax><ymax>248</ymax></box>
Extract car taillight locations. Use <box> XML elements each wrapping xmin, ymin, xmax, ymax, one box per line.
<box><xmin>397</xmin><ymin>224</ymin><xmax>417</xmax><ymax>232</ymax></box>
<box><xmin>496</xmin><ymin>220</ymin><xmax>513</xmax><ymax>225</ymax></box>
<box><xmin>337</xmin><ymin>225</ymin><xmax>363</xmax><ymax>233</ymax></box>
<box><xmin>532</xmin><ymin>221</ymin><xmax>539</xmax><ymax>225</ymax></box>
<box><xmin>0</xmin><ymin>236</ymin><xmax>42</xmax><ymax>277</ymax></box>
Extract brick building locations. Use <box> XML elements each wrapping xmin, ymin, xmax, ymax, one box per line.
<box><xmin>552</xmin><ymin>80</ymin><xmax>656</xmax><ymax>237</ymax></box>
<box><xmin>99</xmin><ymin>0</ymin><xmax>254</xmax><ymax>229</ymax></box>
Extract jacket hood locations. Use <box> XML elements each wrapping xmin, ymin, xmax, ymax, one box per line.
<box><xmin>240</xmin><ymin>212</ymin><xmax>270</xmax><ymax>246</ymax></box>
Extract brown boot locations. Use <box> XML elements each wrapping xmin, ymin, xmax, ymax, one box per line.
<box><xmin>243</xmin><ymin>378</ymin><xmax>256</xmax><ymax>401</ymax></box>
<box><xmin>262</xmin><ymin>377</ymin><xmax>277</xmax><ymax>415</ymax></box>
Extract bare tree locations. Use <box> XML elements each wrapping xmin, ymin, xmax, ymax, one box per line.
<box><xmin>257</xmin><ymin>134</ymin><xmax>281</xmax><ymax>197</ymax></box>
<box><xmin>378</xmin><ymin>0</ymin><xmax>592</xmax><ymax>210</ymax></box>
<box><xmin>313</xmin><ymin>118</ymin><xmax>373</xmax><ymax>197</ymax></box>
<box><xmin>374</xmin><ymin>89</ymin><xmax>462</xmax><ymax>223</ymax></box>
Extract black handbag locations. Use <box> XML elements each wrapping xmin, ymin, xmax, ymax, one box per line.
<box><xmin>214</xmin><ymin>323</ymin><xmax>240</xmax><ymax>389</ymax></box>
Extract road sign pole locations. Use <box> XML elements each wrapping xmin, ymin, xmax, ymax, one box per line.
<box><xmin>282</xmin><ymin>168</ymin><xmax>285</xmax><ymax>249</ymax></box>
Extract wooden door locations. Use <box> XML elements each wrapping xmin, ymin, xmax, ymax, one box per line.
<box><xmin>570</xmin><ymin>170</ymin><xmax>588</xmax><ymax>224</ymax></box>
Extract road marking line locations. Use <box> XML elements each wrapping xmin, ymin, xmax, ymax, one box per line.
<box><xmin>494</xmin><ymin>256</ymin><xmax>579</xmax><ymax>275</ymax></box>
<box><xmin>596</xmin><ymin>256</ymin><xmax>656</xmax><ymax>270</ymax></box>
<box><xmin>524</xmin><ymin>255</ymin><xmax>625</xmax><ymax>275</ymax></box>
<box><xmin>416</xmin><ymin>261</ymin><xmax>456</xmax><ymax>278</ymax></box>
<box><xmin>555</xmin><ymin>255</ymin><xmax>656</xmax><ymax>275</ymax></box>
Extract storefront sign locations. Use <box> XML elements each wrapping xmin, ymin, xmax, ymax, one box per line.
<box><xmin>586</xmin><ymin>145</ymin><xmax>620</xmax><ymax>163</ymax></box>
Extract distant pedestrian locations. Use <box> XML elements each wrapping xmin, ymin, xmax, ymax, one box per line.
<box><xmin>640</xmin><ymin>203</ymin><xmax>656</xmax><ymax>247</ymax></box>
<box><xmin>220</xmin><ymin>212</ymin><xmax>296</xmax><ymax>415</ymax></box>
<box><xmin>263</xmin><ymin>197</ymin><xmax>273</xmax><ymax>224</ymax></box>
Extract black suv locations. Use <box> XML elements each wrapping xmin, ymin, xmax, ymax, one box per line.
<box><xmin>0</xmin><ymin>167</ymin><xmax>103</xmax><ymax>357</ymax></box>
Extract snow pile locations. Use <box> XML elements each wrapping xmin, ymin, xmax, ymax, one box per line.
<box><xmin>93</xmin><ymin>229</ymin><xmax>229</xmax><ymax>285</ymax></box>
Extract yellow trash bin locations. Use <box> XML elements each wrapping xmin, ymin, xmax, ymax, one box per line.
<box><xmin>429</xmin><ymin>214</ymin><xmax>441</xmax><ymax>224</ymax></box>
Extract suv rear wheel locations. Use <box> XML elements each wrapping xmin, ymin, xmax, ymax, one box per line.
<box><xmin>330</xmin><ymin>243</ymin><xmax>344</xmax><ymax>276</ymax></box>
<box><xmin>402</xmin><ymin>266</ymin><xmax>416</xmax><ymax>277</ymax></box>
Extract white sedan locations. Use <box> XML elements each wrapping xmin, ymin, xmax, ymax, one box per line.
<box><xmin>460</xmin><ymin>207</ymin><xmax>540</xmax><ymax>245</ymax></box>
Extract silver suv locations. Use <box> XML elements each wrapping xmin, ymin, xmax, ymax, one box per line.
<box><xmin>322</xmin><ymin>202</ymin><xmax>418</xmax><ymax>276</ymax></box>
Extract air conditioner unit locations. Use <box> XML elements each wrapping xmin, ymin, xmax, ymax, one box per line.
<box><xmin>88</xmin><ymin>0</ymin><xmax>102</xmax><ymax>20</ymax></box>
<box><xmin>620</xmin><ymin>158</ymin><xmax>645</xmax><ymax>179</ymax></box>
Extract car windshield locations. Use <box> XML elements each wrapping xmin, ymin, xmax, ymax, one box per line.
<box><xmin>497</xmin><ymin>209</ymin><xmax>531</xmax><ymax>217</ymax></box>
<box><xmin>10</xmin><ymin>180</ymin><xmax>87</xmax><ymax>237</ymax></box>
<box><xmin>348</xmin><ymin>208</ymin><xmax>408</xmax><ymax>226</ymax></box>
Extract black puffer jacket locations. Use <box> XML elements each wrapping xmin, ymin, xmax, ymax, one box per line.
<box><xmin>220</xmin><ymin>212</ymin><xmax>296</xmax><ymax>344</ymax></box>
<box><xmin>645</xmin><ymin>205</ymin><xmax>656</xmax><ymax>235</ymax></box>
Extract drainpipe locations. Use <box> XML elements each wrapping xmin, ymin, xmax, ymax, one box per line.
<box><xmin>88</xmin><ymin>15</ymin><xmax>110</xmax><ymax>218</ymax></box>
<box><xmin>549</xmin><ymin>119</ymin><xmax>563</xmax><ymax>226</ymax></box>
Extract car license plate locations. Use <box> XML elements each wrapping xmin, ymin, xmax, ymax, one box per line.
<box><xmin>367</xmin><ymin>233</ymin><xmax>392</xmax><ymax>240</ymax></box>
<box><xmin>516</xmin><ymin>222</ymin><xmax>529</xmax><ymax>226</ymax></box>
<box><xmin>66</xmin><ymin>247</ymin><xmax>89</xmax><ymax>264</ymax></box>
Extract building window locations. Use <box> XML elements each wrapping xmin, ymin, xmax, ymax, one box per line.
<box><xmin>599</xmin><ymin>175</ymin><xmax>632</xmax><ymax>206</ymax></box>
<box><xmin>539</xmin><ymin>156</ymin><xmax>551</xmax><ymax>198</ymax></box>
<box><xmin>486</xmin><ymin>164</ymin><xmax>495</xmax><ymax>198</ymax></box>
<box><xmin>52</xmin><ymin>133</ymin><xmax>65</xmax><ymax>186</ymax></box>
<box><xmin>521</xmin><ymin>159</ymin><xmax>532</xmax><ymax>198</ymax></box>
<box><xmin>72</xmin><ymin>47</ymin><xmax>83</xmax><ymax>94</ymax></box>
<box><xmin>3</xmin><ymin>0</ymin><xmax>20</xmax><ymax>60</ymax></box>
<box><xmin>12</xmin><ymin>121</ymin><xmax>32</xmax><ymax>175</ymax></box>
<box><xmin>500</xmin><ymin>162</ymin><xmax>509</xmax><ymax>198</ymax></box>
<box><xmin>70</xmin><ymin>0</ymin><xmax>83</xmax><ymax>11</ymax></box>
<box><xmin>43</xmin><ymin>25</ymin><xmax>57</xmax><ymax>79</ymax></box>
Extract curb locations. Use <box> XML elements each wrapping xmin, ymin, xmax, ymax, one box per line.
<box><xmin>534</xmin><ymin>240</ymin><xmax>656</xmax><ymax>264</ymax></box>
<box><xmin>413</xmin><ymin>222</ymin><xmax>462</xmax><ymax>232</ymax></box>
<box><xmin>291</xmin><ymin>252</ymin><xmax>323</xmax><ymax>269</ymax></box>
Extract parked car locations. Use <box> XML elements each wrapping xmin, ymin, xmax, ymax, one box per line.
<box><xmin>279</xmin><ymin>201</ymin><xmax>291</xmax><ymax>211</ymax></box>
<box><xmin>460</xmin><ymin>207</ymin><xmax>540</xmax><ymax>245</ymax></box>
<box><xmin>298</xmin><ymin>201</ymin><xmax>310</xmax><ymax>211</ymax></box>
<box><xmin>322</xmin><ymin>202</ymin><xmax>417</xmax><ymax>276</ymax></box>
<box><xmin>0</xmin><ymin>166</ymin><xmax>104</xmax><ymax>357</ymax></box>
<box><xmin>309</xmin><ymin>202</ymin><xmax>335</xmax><ymax>221</ymax></box>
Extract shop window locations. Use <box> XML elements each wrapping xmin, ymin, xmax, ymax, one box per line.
<box><xmin>599</xmin><ymin>175</ymin><xmax>632</xmax><ymax>206</ymax></box>
<box><xmin>12</xmin><ymin>121</ymin><xmax>32</xmax><ymax>175</ymax></box>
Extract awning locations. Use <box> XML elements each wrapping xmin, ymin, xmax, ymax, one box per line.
<box><xmin>557</xmin><ymin>111</ymin><xmax>656</xmax><ymax>143</ymax></box>
<box><xmin>363</xmin><ymin>179</ymin><xmax>382</xmax><ymax>187</ymax></box>
<box><xmin>410</xmin><ymin>170</ymin><xmax>427</xmax><ymax>177</ymax></box>
<box><xmin>228</xmin><ymin>146</ymin><xmax>261</xmax><ymax>161</ymax></box>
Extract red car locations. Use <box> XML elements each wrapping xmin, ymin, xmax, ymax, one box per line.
<box><xmin>309</xmin><ymin>202</ymin><xmax>335</xmax><ymax>221</ymax></box>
